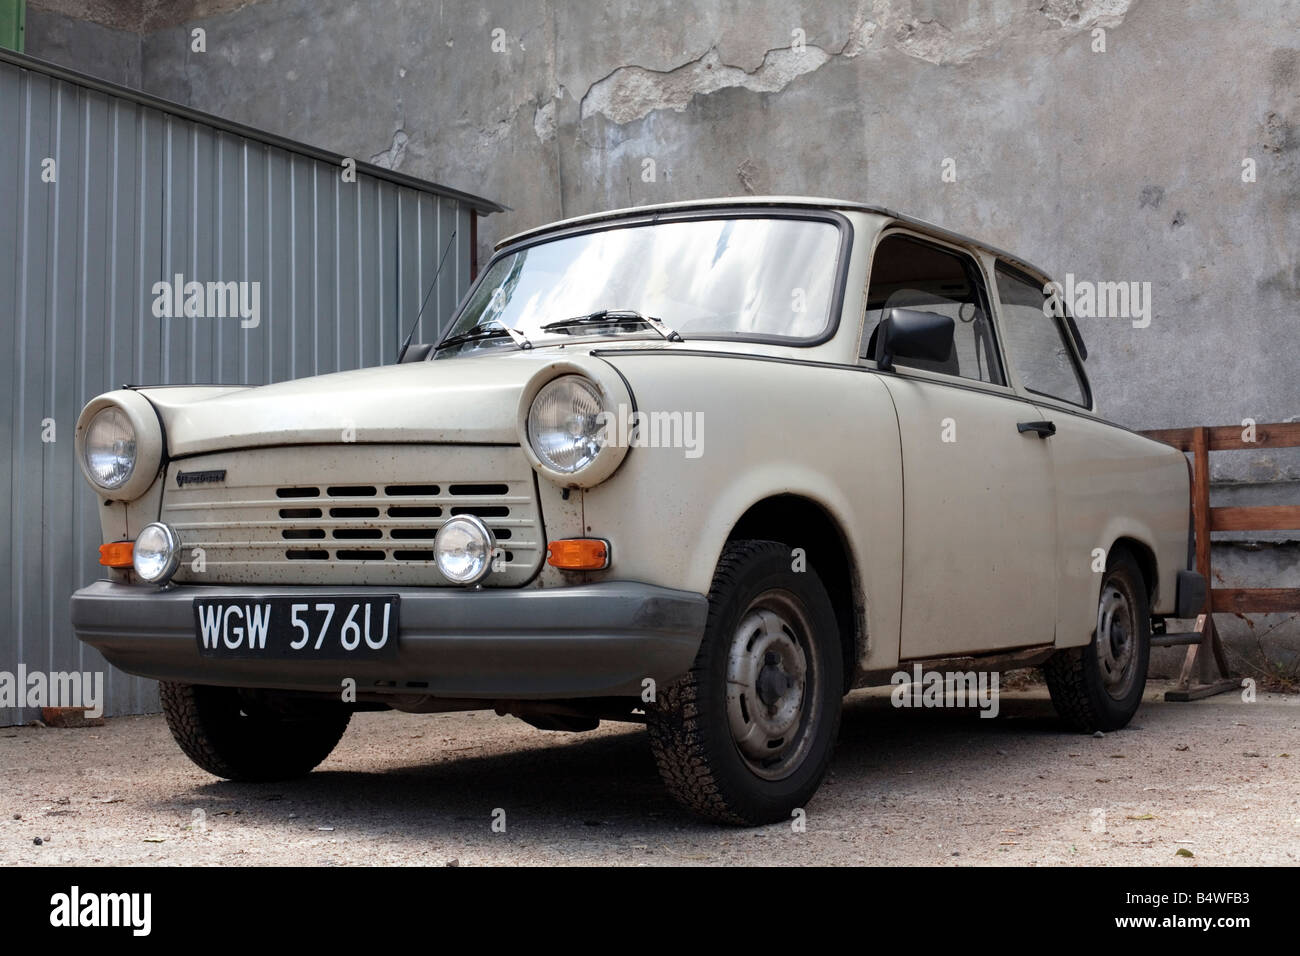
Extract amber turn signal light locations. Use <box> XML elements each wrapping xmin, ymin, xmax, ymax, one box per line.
<box><xmin>98</xmin><ymin>540</ymin><xmax>134</xmax><ymax>568</ymax></box>
<box><xmin>546</xmin><ymin>538</ymin><xmax>610</xmax><ymax>571</ymax></box>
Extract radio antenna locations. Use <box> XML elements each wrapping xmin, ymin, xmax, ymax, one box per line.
<box><xmin>397</xmin><ymin>228</ymin><xmax>457</xmax><ymax>363</ymax></box>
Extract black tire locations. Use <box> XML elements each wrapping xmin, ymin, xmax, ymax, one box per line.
<box><xmin>646</xmin><ymin>539</ymin><xmax>844</xmax><ymax>825</ymax></box>
<box><xmin>159</xmin><ymin>682</ymin><xmax>351</xmax><ymax>781</ymax></box>
<box><xmin>1043</xmin><ymin>548</ymin><xmax>1151</xmax><ymax>732</ymax></box>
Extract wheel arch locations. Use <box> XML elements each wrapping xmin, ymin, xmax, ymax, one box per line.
<box><xmin>1110</xmin><ymin>535</ymin><xmax>1159</xmax><ymax>606</ymax></box>
<box><xmin>726</xmin><ymin>494</ymin><xmax>866</xmax><ymax>692</ymax></box>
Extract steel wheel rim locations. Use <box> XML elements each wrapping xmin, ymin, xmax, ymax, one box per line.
<box><xmin>725</xmin><ymin>590</ymin><xmax>820</xmax><ymax>781</ymax></box>
<box><xmin>1096</xmin><ymin>583</ymin><xmax>1138</xmax><ymax>700</ymax></box>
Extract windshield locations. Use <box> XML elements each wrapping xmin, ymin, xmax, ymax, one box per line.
<box><xmin>436</xmin><ymin>215</ymin><xmax>843</xmax><ymax>355</ymax></box>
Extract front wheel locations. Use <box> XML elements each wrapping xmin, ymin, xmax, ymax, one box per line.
<box><xmin>160</xmin><ymin>682</ymin><xmax>351</xmax><ymax>781</ymax></box>
<box><xmin>1043</xmin><ymin>549</ymin><xmax>1151</xmax><ymax>732</ymax></box>
<box><xmin>646</xmin><ymin>539</ymin><xmax>844</xmax><ymax>825</ymax></box>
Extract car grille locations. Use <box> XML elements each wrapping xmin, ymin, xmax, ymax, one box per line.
<box><xmin>161</xmin><ymin>444</ymin><xmax>543</xmax><ymax>586</ymax></box>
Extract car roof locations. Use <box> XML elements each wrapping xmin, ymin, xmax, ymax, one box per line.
<box><xmin>493</xmin><ymin>196</ymin><xmax>1053</xmax><ymax>283</ymax></box>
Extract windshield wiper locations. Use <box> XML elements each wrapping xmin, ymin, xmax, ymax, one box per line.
<box><xmin>541</xmin><ymin>309</ymin><xmax>683</xmax><ymax>342</ymax></box>
<box><xmin>436</xmin><ymin>320</ymin><xmax>531</xmax><ymax>352</ymax></box>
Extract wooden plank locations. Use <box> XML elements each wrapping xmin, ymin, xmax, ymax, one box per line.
<box><xmin>1175</xmin><ymin>637</ymin><xmax>1201</xmax><ymax>691</ymax></box>
<box><xmin>1165</xmin><ymin>615</ymin><xmax>1236</xmax><ymax>702</ymax></box>
<box><xmin>1172</xmin><ymin>613</ymin><xmax>1209</xmax><ymax>692</ymax></box>
<box><xmin>1192</xmin><ymin>428</ymin><xmax>1212</xmax><ymax>591</ymax></box>
<box><xmin>1212</xmin><ymin>587</ymin><xmax>1300</xmax><ymax>613</ymax></box>
<box><xmin>1140</xmin><ymin>422</ymin><xmax>1300</xmax><ymax>452</ymax></box>
<box><xmin>1140</xmin><ymin>427</ymin><xmax>1194</xmax><ymax>450</ymax></box>
<box><xmin>1210</xmin><ymin>618</ymin><xmax>1231</xmax><ymax>676</ymax></box>
<box><xmin>1164</xmin><ymin>679</ymin><xmax>1240</xmax><ymax>702</ymax></box>
<box><xmin>1205</xmin><ymin>422</ymin><xmax>1300</xmax><ymax>451</ymax></box>
<box><xmin>1210</xmin><ymin>504</ymin><xmax>1300</xmax><ymax>531</ymax></box>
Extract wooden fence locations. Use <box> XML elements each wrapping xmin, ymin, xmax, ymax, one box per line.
<box><xmin>1140</xmin><ymin>422</ymin><xmax>1300</xmax><ymax>700</ymax></box>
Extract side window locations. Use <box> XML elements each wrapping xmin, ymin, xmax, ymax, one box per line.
<box><xmin>994</xmin><ymin>263</ymin><xmax>1089</xmax><ymax>407</ymax></box>
<box><xmin>861</xmin><ymin>234</ymin><xmax>1004</xmax><ymax>385</ymax></box>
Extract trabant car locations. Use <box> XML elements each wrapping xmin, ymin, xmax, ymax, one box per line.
<box><xmin>71</xmin><ymin>198</ymin><xmax>1203</xmax><ymax>824</ymax></box>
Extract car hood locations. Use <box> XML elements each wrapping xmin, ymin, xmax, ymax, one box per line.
<box><xmin>137</xmin><ymin>351</ymin><xmax>608</xmax><ymax>458</ymax></box>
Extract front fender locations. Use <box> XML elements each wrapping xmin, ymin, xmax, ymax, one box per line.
<box><xmin>580</xmin><ymin>353</ymin><xmax>904</xmax><ymax>673</ymax></box>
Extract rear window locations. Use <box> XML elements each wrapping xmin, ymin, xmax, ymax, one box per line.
<box><xmin>994</xmin><ymin>263</ymin><xmax>1089</xmax><ymax>407</ymax></box>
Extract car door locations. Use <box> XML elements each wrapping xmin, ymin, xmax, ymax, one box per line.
<box><xmin>990</xmin><ymin>260</ymin><xmax>1188</xmax><ymax>648</ymax></box>
<box><xmin>862</xmin><ymin>232</ymin><xmax>1059</xmax><ymax>660</ymax></box>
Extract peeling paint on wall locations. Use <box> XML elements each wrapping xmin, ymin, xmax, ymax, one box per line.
<box><xmin>533</xmin><ymin>98</ymin><xmax>557</xmax><ymax>142</ymax></box>
<box><xmin>1037</xmin><ymin>0</ymin><xmax>1133</xmax><ymax>30</ymax></box>
<box><xmin>369</xmin><ymin>128</ymin><xmax>409</xmax><ymax>170</ymax></box>
<box><xmin>580</xmin><ymin>25</ymin><xmax>876</xmax><ymax>127</ymax></box>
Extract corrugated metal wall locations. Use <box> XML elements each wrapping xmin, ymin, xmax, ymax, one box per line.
<box><xmin>0</xmin><ymin>51</ymin><xmax>499</xmax><ymax>723</ymax></box>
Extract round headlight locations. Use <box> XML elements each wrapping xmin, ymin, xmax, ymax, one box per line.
<box><xmin>526</xmin><ymin>375</ymin><xmax>606</xmax><ymax>475</ymax></box>
<box><xmin>434</xmin><ymin>515</ymin><xmax>496</xmax><ymax>585</ymax></box>
<box><xmin>84</xmin><ymin>406</ymin><xmax>137</xmax><ymax>489</ymax></box>
<box><xmin>133</xmin><ymin>522</ymin><xmax>180</xmax><ymax>584</ymax></box>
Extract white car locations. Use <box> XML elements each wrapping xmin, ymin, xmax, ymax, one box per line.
<box><xmin>71</xmin><ymin>197</ymin><xmax>1203</xmax><ymax>824</ymax></box>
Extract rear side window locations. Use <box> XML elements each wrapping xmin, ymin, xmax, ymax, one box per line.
<box><xmin>862</xmin><ymin>234</ymin><xmax>1004</xmax><ymax>386</ymax></box>
<box><xmin>994</xmin><ymin>263</ymin><xmax>1089</xmax><ymax>407</ymax></box>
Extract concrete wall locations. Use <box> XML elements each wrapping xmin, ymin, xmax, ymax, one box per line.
<box><xmin>24</xmin><ymin>0</ymin><xmax>1300</xmax><ymax>677</ymax></box>
<box><xmin>25</xmin><ymin>5</ymin><xmax>142</xmax><ymax>86</ymax></box>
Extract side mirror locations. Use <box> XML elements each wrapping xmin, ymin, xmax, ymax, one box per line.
<box><xmin>874</xmin><ymin>308</ymin><xmax>955</xmax><ymax>371</ymax></box>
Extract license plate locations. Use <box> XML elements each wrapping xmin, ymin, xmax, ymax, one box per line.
<box><xmin>193</xmin><ymin>596</ymin><xmax>400</xmax><ymax>659</ymax></box>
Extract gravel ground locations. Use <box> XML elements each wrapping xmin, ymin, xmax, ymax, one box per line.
<box><xmin>2</xmin><ymin>681</ymin><xmax>1297</xmax><ymax>866</ymax></box>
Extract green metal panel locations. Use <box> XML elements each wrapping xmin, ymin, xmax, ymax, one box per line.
<box><xmin>0</xmin><ymin>0</ymin><xmax>23</xmax><ymax>53</ymax></box>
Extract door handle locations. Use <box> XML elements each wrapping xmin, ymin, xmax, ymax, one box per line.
<box><xmin>1017</xmin><ymin>420</ymin><xmax>1056</xmax><ymax>438</ymax></box>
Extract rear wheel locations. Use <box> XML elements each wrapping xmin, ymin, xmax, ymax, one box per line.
<box><xmin>160</xmin><ymin>682</ymin><xmax>351</xmax><ymax>781</ymax></box>
<box><xmin>646</xmin><ymin>539</ymin><xmax>844</xmax><ymax>825</ymax></box>
<box><xmin>1043</xmin><ymin>549</ymin><xmax>1151</xmax><ymax>732</ymax></box>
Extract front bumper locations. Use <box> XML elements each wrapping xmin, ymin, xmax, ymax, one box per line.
<box><xmin>71</xmin><ymin>580</ymin><xmax>708</xmax><ymax>699</ymax></box>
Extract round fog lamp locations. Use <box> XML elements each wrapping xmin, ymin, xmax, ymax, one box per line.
<box><xmin>133</xmin><ymin>522</ymin><xmax>181</xmax><ymax>584</ymax></box>
<box><xmin>434</xmin><ymin>515</ymin><xmax>496</xmax><ymax>585</ymax></box>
